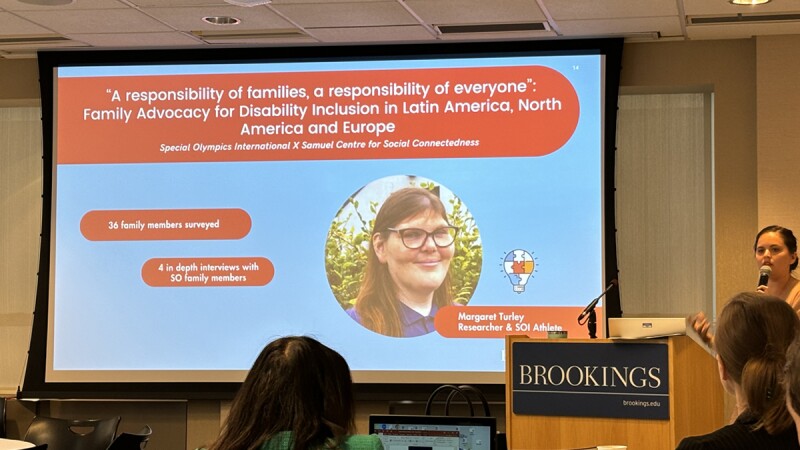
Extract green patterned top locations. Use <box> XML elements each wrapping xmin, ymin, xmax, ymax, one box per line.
<box><xmin>259</xmin><ymin>431</ymin><xmax>383</xmax><ymax>450</ymax></box>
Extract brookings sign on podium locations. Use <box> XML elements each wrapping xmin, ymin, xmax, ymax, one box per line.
<box><xmin>511</xmin><ymin>341</ymin><xmax>670</xmax><ymax>420</ymax></box>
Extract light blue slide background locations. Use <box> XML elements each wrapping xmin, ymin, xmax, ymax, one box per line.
<box><xmin>52</xmin><ymin>54</ymin><xmax>603</xmax><ymax>376</ymax></box>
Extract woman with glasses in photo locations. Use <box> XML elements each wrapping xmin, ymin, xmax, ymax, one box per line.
<box><xmin>347</xmin><ymin>187</ymin><xmax>458</xmax><ymax>337</ymax></box>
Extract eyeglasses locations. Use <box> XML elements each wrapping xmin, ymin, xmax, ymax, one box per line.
<box><xmin>385</xmin><ymin>226</ymin><xmax>458</xmax><ymax>249</ymax></box>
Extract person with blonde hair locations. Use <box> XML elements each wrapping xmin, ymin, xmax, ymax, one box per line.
<box><xmin>677</xmin><ymin>292</ymin><xmax>800</xmax><ymax>449</ymax></box>
<box><xmin>208</xmin><ymin>336</ymin><xmax>383</xmax><ymax>450</ymax></box>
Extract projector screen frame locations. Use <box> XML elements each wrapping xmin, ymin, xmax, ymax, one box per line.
<box><xmin>20</xmin><ymin>38</ymin><xmax>623</xmax><ymax>400</ymax></box>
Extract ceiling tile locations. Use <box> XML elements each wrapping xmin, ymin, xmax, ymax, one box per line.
<box><xmin>128</xmin><ymin>0</ymin><xmax>228</xmax><ymax>6</ymax></box>
<box><xmin>0</xmin><ymin>0</ymin><xmax>128</xmax><ymax>11</ymax></box>
<box><xmin>0</xmin><ymin>11</ymin><xmax>54</xmax><ymax>34</ymax></box>
<box><xmin>3</xmin><ymin>0</ymin><xmax>800</xmax><ymax>59</ymax></box>
<box><xmin>142</xmin><ymin>5</ymin><xmax>294</xmax><ymax>30</ymax></box>
<box><xmin>545</xmin><ymin>0</ymin><xmax>678</xmax><ymax>20</ymax></box>
<box><xmin>13</xmin><ymin>8</ymin><xmax>175</xmax><ymax>34</ymax></box>
<box><xmin>272</xmin><ymin>1</ymin><xmax>418</xmax><ymax>28</ymax></box>
<box><xmin>405</xmin><ymin>0</ymin><xmax>546</xmax><ymax>24</ymax></box>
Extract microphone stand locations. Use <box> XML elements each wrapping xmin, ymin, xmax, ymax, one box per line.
<box><xmin>585</xmin><ymin>309</ymin><xmax>597</xmax><ymax>339</ymax></box>
<box><xmin>577</xmin><ymin>280</ymin><xmax>617</xmax><ymax>339</ymax></box>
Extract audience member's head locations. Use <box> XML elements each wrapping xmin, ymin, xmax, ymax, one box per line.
<box><xmin>784</xmin><ymin>334</ymin><xmax>800</xmax><ymax>442</ymax></box>
<box><xmin>209</xmin><ymin>336</ymin><xmax>355</xmax><ymax>450</ymax></box>
<box><xmin>715</xmin><ymin>292</ymin><xmax>800</xmax><ymax>434</ymax></box>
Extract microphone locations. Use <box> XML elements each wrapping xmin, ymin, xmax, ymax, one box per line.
<box><xmin>577</xmin><ymin>279</ymin><xmax>618</xmax><ymax>323</ymax></box>
<box><xmin>758</xmin><ymin>265</ymin><xmax>772</xmax><ymax>287</ymax></box>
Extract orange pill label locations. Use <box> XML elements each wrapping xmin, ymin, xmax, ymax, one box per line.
<box><xmin>435</xmin><ymin>305</ymin><xmax>604</xmax><ymax>338</ymax></box>
<box><xmin>142</xmin><ymin>257</ymin><xmax>274</xmax><ymax>287</ymax></box>
<box><xmin>80</xmin><ymin>208</ymin><xmax>251</xmax><ymax>241</ymax></box>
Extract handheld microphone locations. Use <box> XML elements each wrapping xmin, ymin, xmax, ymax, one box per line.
<box><xmin>758</xmin><ymin>265</ymin><xmax>772</xmax><ymax>287</ymax></box>
<box><xmin>577</xmin><ymin>279</ymin><xmax>618</xmax><ymax>323</ymax></box>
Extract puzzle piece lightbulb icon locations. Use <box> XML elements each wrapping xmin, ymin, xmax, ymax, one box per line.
<box><xmin>503</xmin><ymin>249</ymin><xmax>535</xmax><ymax>293</ymax></box>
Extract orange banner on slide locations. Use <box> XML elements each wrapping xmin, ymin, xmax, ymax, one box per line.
<box><xmin>435</xmin><ymin>305</ymin><xmax>604</xmax><ymax>339</ymax></box>
<box><xmin>80</xmin><ymin>208</ymin><xmax>251</xmax><ymax>241</ymax></box>
<box><xmin>57</xmin><ymin>65</ymin><xmax>580</xmax><ymax>164</ymax></box>
<box><xmin>142</xmin><ymin>257</ymin><xmax>274</xmax><ymax>287</ymax></box>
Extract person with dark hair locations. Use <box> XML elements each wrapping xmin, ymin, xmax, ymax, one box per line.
<box><xmin>207</xmin><ymin>336</ymin><xmax>383</xmax><ymax>450</ymax></box>
<box><xmin>785</xmin><ymin>334</ymin><xmax>800</xmax><ymax>445</ymax></box>
<box><xmin>347</xmin><ymin>187</ymin><xmax>457</xmax><ymax>337</ymax></box>
<box><xmin>754</xmin><ymin>225</ymin><xmax>800</xmax><ymax>310</ymax></box>
<box><xmin>677</xmin><ymin>292</ymin><xmax>800</xmax><ymax>450</ymax></box>
<box><xmin>691</xmin><ymin>225</ymin><xmax>800</xmax><ymax>345</ymax></box>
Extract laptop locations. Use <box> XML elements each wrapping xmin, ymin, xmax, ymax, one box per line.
<box><xmin>608</xmin><ymin>316</ymin><xmax>715</xmax><ymax>356</ymax></box>
<box><xmin>607</xmin><ymin>317</ymin><xmax>688</xmax><ymax>339</ymax></box>
<box><xmin>369</xmin><ymin>414</ymin><xmax>496</xmax><ymax>450</ymax></box>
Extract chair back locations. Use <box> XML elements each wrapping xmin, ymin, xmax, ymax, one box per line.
<box><xmin>0</xmin><ymin>397</ymin><xmax>6</xmax><ymax>438</ymax></box>
<box><xmin>24</xmin><ymin>416</ymin><xmax>120</xmax><ymax>450</ymax></box>
<box><xmin>107</xmin><ymin>425</ymin><xmax>152</xmax><ymax>450</ymax></box>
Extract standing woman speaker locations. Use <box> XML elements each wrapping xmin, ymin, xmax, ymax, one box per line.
<box><xmin>691</xmin><ymin>225</ymin><xmax>800</xmax><ymax>345</ymax></box>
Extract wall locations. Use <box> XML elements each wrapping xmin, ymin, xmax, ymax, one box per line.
<box><xmin>0</xmin><ymin>36</ymin><xmax>790</xmax><ymax>449</ymax></box>
<box><xmin>0</xmin><ymin>61</ymin><xmax>41</xmax><ymax>379</ymax></box>
<box><xmin>756</xmin><ymin>35</ymin><xmax>800</xmax><ymax>232</ymax></box>
<box><xmin>0</xmin><ymin>59</ymin><xmax>39</xmax><ymax>102</ymax></box>
<box><xmin>0</xmin><ymin>106</ymin><xmax>40</xmax><ymax>397</ymax></box>
<box><xmin>621</xmin><ymin>39</ymin><xmax>758</xmax><ymax>308</ymax></box>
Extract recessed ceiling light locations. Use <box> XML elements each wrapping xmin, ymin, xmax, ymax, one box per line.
<box><xmin>729</xmin><ymin>0</ymin><xmax>771</xmax><ymax>5</ymax></box>
<box><xmin>202</xmin><ymin>16</ymin><xmax>242</xmax><ymax>26</ymax></box>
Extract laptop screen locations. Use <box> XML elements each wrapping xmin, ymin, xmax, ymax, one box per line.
<box><xmin>368</xmin><ymin>414</ymin><xmax>496</xmax><ymax>450</ymax></box>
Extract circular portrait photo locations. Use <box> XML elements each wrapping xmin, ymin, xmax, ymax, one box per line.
<box><xmin>325</xmin><ymin>175</ymin><xmax>482</xmax><ymax>338</ymax></box>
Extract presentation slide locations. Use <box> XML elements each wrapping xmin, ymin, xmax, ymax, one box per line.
<box><xmin>47</xmin><ymin>51</ymin><xmax>606</xmax><ymax>384</ymax></box>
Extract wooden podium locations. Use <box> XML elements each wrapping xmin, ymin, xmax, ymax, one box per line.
<box><xmin>505</xmin><ymin>335</ymin><xmax>725</xmax><ymax>450</ymax></box>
